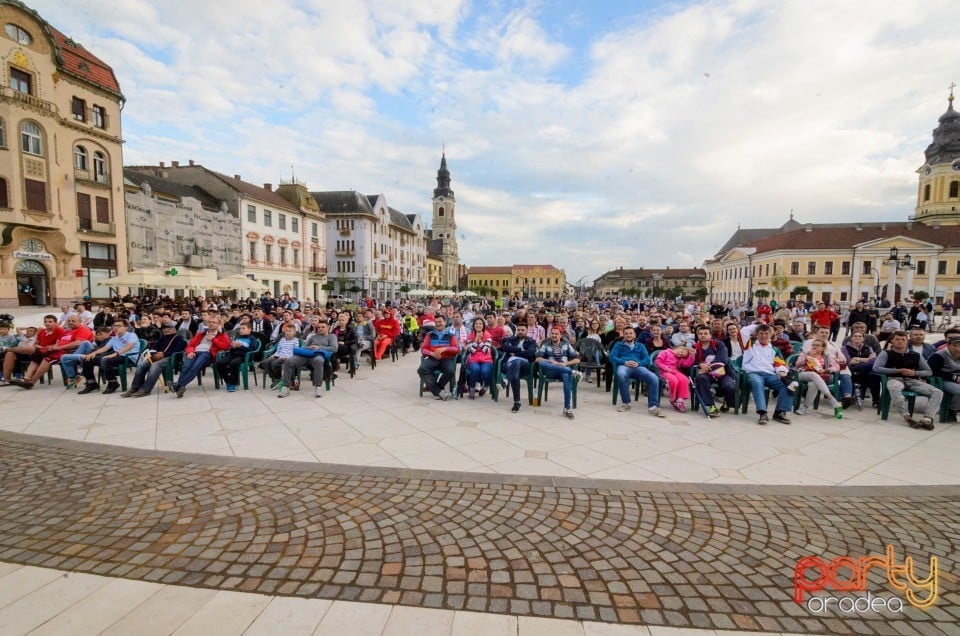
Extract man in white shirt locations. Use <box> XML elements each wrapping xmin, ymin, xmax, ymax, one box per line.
<box><xmin>741</xmin><ymin>324</ymin><xmax>794</xmax><ymax>425</ymax></box>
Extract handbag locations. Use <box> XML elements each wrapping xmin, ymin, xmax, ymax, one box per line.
<box><xmin>293</xmin><ymin>347</ymin><xmax>330</xmax><ymax>359</ymax></box>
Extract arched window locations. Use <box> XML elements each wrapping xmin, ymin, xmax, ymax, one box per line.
<box><xmin>0</xmin><ymin>178</ymin><xmax>8</xmax><ymax>207</ymax></box>
<box><xmin>438</xmin><ymin>207</ymin><xmax>444</xmax><ymax>217</ymax></box>
<box><xmin>924</xmin><ymin>184</ymin><xmax>931</xmax><ymax>202</ymax></box>
<box><xmin>950</xmin><ymin>180</ymin><xmax>959</xmax><ymax>198</ymax></box>
<box><xmin>74</xmin><ymin>145</ymin><xmax>88</xmax><ymax>170</ymax></box>
<box><xmin>20</xmin><ymin>121</ymin><xmax>42</xmax><ymax>155</ymax></box>
<box><xmin>93</xmin><ymin>151</ymin><xmax>106</xmax><ymax>181</ymax></box>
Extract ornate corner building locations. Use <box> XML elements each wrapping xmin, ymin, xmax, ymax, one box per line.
<box><xmin>0</xmin><ymin>0</ymin><xmax>126</xmax><ymax>307</ymax></box>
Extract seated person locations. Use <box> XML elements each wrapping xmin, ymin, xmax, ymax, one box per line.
<box><xmin>691</xmin><ymin>324</ymin><xmax>736</xmax><ymax>416</ymax></box>
<box><xmin>501</xmin><ymin>323</ymin><xmax>537</xmax><ymax>413</ymax></box>
<box><xmin>331</xmin><ymin>311</ymin><xmax>359</xmax><ymax>373</ymax></box>
<box><xmin>793</xmin><ymin>339</ymin><xmax>843</xmax><ymax>418</ymax></box>
<box><xmin>609</xmin><ymin>326</ymin><xmax>663</xmax><ymax>418</ymax></box>
<box><xmin>803</xmin><ymin>324</ymin><xmax>855</xmax><ymax>408</ymax></box>
<box><xmin>11</xmin><ymin>315</ymin><xmax>94</xmax><ymax>389</ymax></box>
<box><xmin>670</xmin><ymin>321</ymin><xmax>696</xmax><ymax>348</ymax></box>
<box><xmin>62</xmin><ymin>326</ymin><xmax>111</xmax><ymax>387</ymax></box>
<box><xmin>907</xmin><ymin>328</ymin><xmax>936</xmax><ymax>360</ymax></box>
<box><xmin>0</xmin><ymin>321</ymin><xmax>19</xmax><ymax>357</ymax></box>
<box><xmin>655</xmin><ymin>346</ymin><xmax>695</xmax><ymax>412</ymax></box>
<box><xmin>355</xmin><ymin>311</ymin><xmax>376</xmax><ymax>366</ymax></box>
<box><xmin>417</xmin><ymin>315</ymin><xmax>460</xmax><ymax>400</ymax></box>
<box><xmin>929</xmin><ymin>335</ymin><xmax>960</xmax><ymax>422</ymax></box>
<box><xmin>842</xmin><ymin>321</ymin><xmax>882</xmax><ymax>354</ymax></box>
<box><xmin>135</xmin><ymin>314</ymin><xmax>161</xmax><ymax>344</ymax></box>
<box><xmin>372</xmin><ymin>309</ymin><xmax>401</xmax><ymax>361</ymax></box>
<box><xmin>171</xmin><ymin>314</ymin><xmax>231</xmax><ymax>398</ymax></box>
<box><xmin>77</xmin><ymin>319</ymin><xmax>141</xmax><ymax>395</ymax></box>
<box><xmin>1</xmin><ymin>316</ymin><xmax>61</xmax><ymax>385</ymax></box>
<box><xmin>843</xmin><ymin>331</ymin><xmax>879</xmax><ymax>404</ymax></box>
<box><xmin>535</xmin><ymin>326</ymin><xmax>582</xmax><ymax>419</ymax></box>
<box><xmin>874</xmin><ymin>330</ymin><xmax>942</xmax><ymax>430</ymax></box>
<box><xmin>122</xmin><ymin>321</ymin><xmax>187</xmax><ymax>397</ymax></box>
<box><xmin>280</xmin><ymin>320</ymin><xmax>338</xmax><ymax>398</ymax></box>
<box><xmin>741</xmin><ymin>324</ymin><xmax>794</xmax><ymax>425</ymax></box>
<box><xmin>463</xmin><ymin>318</ymin><xmax>494</xmax><ymax>399</ymax></box>
<box><xmin>214</xmin><ymin>322</ymin><xmax>259</xmax><ymax>392</ymax></box>
<box><xmin>771</xmin><ymin>320</ymin><xmax>793</xmax><ymax>357</ymax></box>
<box><xmin>261</xmin><ymin>323</ymin><xmax>299</xmax><ymax>389</ymax></box>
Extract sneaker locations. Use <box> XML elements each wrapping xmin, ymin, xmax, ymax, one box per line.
<box><xmin>500</xmin><ymin>379</ymin><xmax>508</xmax><ymax>390</ymax></box>
<box><xmin>757</xmin><ymin>412</ymin><xmax>769</xmax><ymax>425</ymax></box>
<box><xmin>673</xmin><ymin>399</ymin><xmax>686</xmax><ymax>413</ymax></box>
<box><xmin>795</xmin><ymin>404</ymin><xmax>808</xmax><ymax>416</ymax></box>
<box><xmin>437</xmin><ymin>389</ymin><xmax>451</xmax><ymax>401</ymax></box>
<box><xmin>511</xmin><ymin>402</ymin><xmax>521</xmax><ymax>413</ymax></box>
<box><xmin>773</xmin><ymin>411</ymin><xmax>792</xmax><ymax>425</ymax></box>
<box><xmin>648</xmin><ymin>406</ymin><xmax>664</xmax><ymax>418</ymax></box>
<box><xmin>0</xmin><ymin>380</ymin><xmax>9</xmax><ymax>387</ymax></box>
<box><xmin>64</xmin><ymin>376</ymin><xmax>82</xmax><ymax>390</ymax></box>
<box><xmin>478</xmin><ymin>387</ymin><xmax>487</xmax><ymax>397</ymax></box>
<box><xmin>571</xmin><ymin>370</ymin><xmax>584</xmax><ymax>382</ymax></box>
<box><xmin>131</xmin><ymin>390</ymin><xmax>150</xmax><ymax>398</ymax></box>
<box><xmin>562</xmin><ymin>408</ymin><xmax>575</xmax><ymax>419</ymax></box>
<box><xmin>841</xmin><ymin>396</ymin><xmax>855</xmax><ymax>409</ymax></box>
<box><xmin>905</xmin><ymin>415</ymin><xmax>921</xmax><ymax>429</ymax></box>
<box><xmin>78</xmin><ymin>384</ymin><xmax>99</xmax><ymax>395</ymax></box>
<box><xmin>719</xmin><ymin>403</ymin><xmax>730</xmax><ymax>412</ymax></box>
<box><xmin>102</xmin><ymin>382</ymin><xmax>120</xmax><ymax>395</ymax></box>
<box><xmin>786</xmin><ymin>381</ymin><xmax>799</xmax><ymax>393</ymax></box>
<box><xmin>120</xmin><ymin>389</ymin><xmax>137</xmax><ymax>398</ymax></box>
<box><xmin>314</xmin><ymin>386</ymin><xmax>323</xmax><ymax>398</ymax></box>
<box><xmin>278</xmin><ymin>386</ymin><xmax>290</xmax><ymax>398</ymax></box>
<box><xmin>920</xmin><ymin>416</ymin><xmax>935</xmax><ymax>431</ymax></box>
<box><xmin>175</xmin><ymin>387</ymin><xmax>185</xmax><ymax>399</ymax></box>
<box><xmin>707</xmin><ymin>406</ymin><xmax>719</xmax><ymax>418</ymax></box>
<box><xmin>617</xmin><ymin>403</ymin><xmax>631</xmax><ymax>413</ymax></box>
<box><xmin>834</xmin><ymin>406</ymin><xmax>843</xmax><ymax>420</ymax></box>
<box><xmin>468</xmin><ymin>387</ymin><xmax>476</xmax><ymax>400</ymax></box>
<box><xmin>226</xmin><ymin>384</ymin><xmax>238</xmax><ymax>392</ymax></box>
<box><xmin>269</xmin><ymin>378</ymin><xmax>280</xmax><ymax>389</ymax></box>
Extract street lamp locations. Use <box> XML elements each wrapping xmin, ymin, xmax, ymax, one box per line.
<box><xmin>867</xmin><ymin>266</ymin><xmax>881</xmax><ymax>303</ymax></box>
<box><xmin>885</xmin><ymin>248</ymin><xmax>913</xmax><ymax>303</ymax></box>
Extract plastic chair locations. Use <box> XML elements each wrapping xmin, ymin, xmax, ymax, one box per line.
<box><xmin>535</xmin><ymin>361</ymin><xmax>579</xmax><ymax>408</ymax></box>
<box><xmin>213</xmin><ymin>338</ymin><xmax>262</xmax><ymax>390</ymax></box>
<box><xmin>418</xmin><ymin>354</ymin><xmax>459</xmax><ymax>398</ymax></box>
<box><xmin>573</xmin><ymin>338</ymin><xmax>605</xmax><ymax>389</ymax></box>
<box><xmin>877</xmin><ymin>374</ymin><xmax>921</xmax><ymax>421</ymax></box>
<box><xmin>788</xmin><ymin>352</ymin><xmax>839</xmax><ymax>413</ymax></box>
<box><xmin>502</xmin><ymin>355</ymin><xmax>536</xmax><ymax>405</ymax></box>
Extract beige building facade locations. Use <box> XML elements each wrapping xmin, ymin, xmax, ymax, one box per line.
<box><xmin>593</xmin><ymin>267</ymin><xmax>706</xmax><ymax>298</ymax></box>
<box><xmin>0</xmin><ymin>0</ymin><xmax>126</xmax><ymax>306</ymax></box>
<box><xmin>468</xmin><ymin>264</ymin><xmax>566</xmax><ymax>299</ymax></box>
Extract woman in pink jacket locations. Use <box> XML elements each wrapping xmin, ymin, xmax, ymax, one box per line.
<box><xmin>464</xmin><ymin>317</ymin><xmax>494</xmax><ymax>399</ymax></box>
<box><xmin>655</xmin><ymin>346</ymin><xmax>695</xmax><ymax>412</ymax></box>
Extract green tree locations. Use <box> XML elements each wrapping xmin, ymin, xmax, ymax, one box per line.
<box><xmin>770</xmin><ymin>273</ymin><xmax>790</xmax><ymax>301</ymax></box>
<box><xmin>791</xmin><ymin>285</ymin><xmax>812</xmax><ymax>300</ymax></box>
<box><xmin>693</xmin><ymin>286</ymin><xmax>708</xmax><ymax>301</ymax></box>
<box><xmin>321</xmin><ymin>281</ymin><xmax>336</xmax><ymax>291</ymax></box>
<box><xmin>399</xmin><ymin>284</ymin><xmax>410</xmax><ymax>293</ymax></box>
<box><xmin>754</xmin><ymin>288</ymin><xmax>771</xmax><ymax>299</ymax></box>
<box><xmin>912</xmin><ymin>290</ymin><xmax>930</xmax><ymax>302</ymax></box>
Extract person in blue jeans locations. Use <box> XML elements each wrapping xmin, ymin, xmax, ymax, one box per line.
<box><xmin>609</xmin><ymin>326</ymin><xmax>664</xmax><ymax>417</ymax></box>
<box><xmin>535</xmin><ymin>326</ymin><xmax>582</xmax><ymax>419</ymax></box>
<box><xmin>741</xmin><ymin>323</ymin><xmax>794</xmax><ymax>424</ymax></box>
<box><xmin>61</xmin><ymin>327</ymin><xmax>111</xmax><ymax>386</ymax></box>
<box><xmin>501</xmin><ymin>323</ymin><xmax>538</xmax><ymax>412</ymax></box>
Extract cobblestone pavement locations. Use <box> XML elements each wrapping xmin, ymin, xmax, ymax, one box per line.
<box><xmin>0</xmin><ymin>432</ymin><xmax>957</xmax><ymax>635</ymax></box>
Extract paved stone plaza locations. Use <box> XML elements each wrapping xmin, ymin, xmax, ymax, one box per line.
<box><xmin>0</xmin><ymin>310</ymin><xmax>958</xmax><ymax>634</ymax></box>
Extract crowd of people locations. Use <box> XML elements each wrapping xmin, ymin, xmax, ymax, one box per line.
<box><xmin>0</xmin><ymin>292</ymin><xmax>957</xmax><ymax>431</ymax></box>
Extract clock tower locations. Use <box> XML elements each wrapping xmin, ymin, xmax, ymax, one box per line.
<box><xmin>914</xmin><ymin>87</ymin><xmax>960</xmax><ymax>225</ymax></box>
<box><xmin>432</xmin><ymin>151</ymin><xmax>460</xmax><ymax>288</ymax></box>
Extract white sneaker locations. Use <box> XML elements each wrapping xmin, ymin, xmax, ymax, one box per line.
<box><xmin>617</xmin><ymin>403</ymin><xmax>631</xmax><ymax>412</ymax></box>
<box><xmin>437</xmin><ymin>389</ymin><xmax>451</xmax><ymax>401</ymax></box>
<box><xmin>787</xmin><ymin>381</ymin><xmax>799</xmax><ymax>392</ymax></box>
<box><xmin>571</xmin><ymin>370</ymin><xmax>584</xmax><ymax>382</ymax></box>
<box><xmin>795</xmin><ymin>404</ymin><xmax>807</xmax><ymax>415</ymax></box>
<box><xmin>314</xmin><ymin>386</ymin><xmax>323</xmax><ymax>398</ymax></box>
<box><xmin>278</xmin><ymin>386</ymin><xmax>290</xmax><ymax>398</ymax></box>
<box><xmin>648</xmin><ymin>406</ymin><xmax>665</xmax><ymax>418</ymax></box>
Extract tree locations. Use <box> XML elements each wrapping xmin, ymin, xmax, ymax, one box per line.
<box><xmin>770</xmin><ymin>273</ymin><xmax>790</xmax><ymax>301</ymax></box>
<box><xmin>693</xmin><ymin>286</ymin><xmax>708</xmax><ymax>301</ymax></box>
<box><xmin>912</xmin><ymin>290</ymin><xmax>930</xmax><ymax>302</ymax></box>
<box><xmin>348</xmin><ymin>285</ymin><xmax>361</xmax><ymax>293</ymax></box>
<box><xmin>791</xmin><ymin>285</ymin><xmax>812</xmax><ymax>300</ymax></box>
<box><xmin>754</xmin><ymin>289</ymin><xmax>771</xmax><ymax>299</ymax></box>
<box><xmin>399</xmin><ymin>284</ymin><xmax>410</xmax><ymax>293</ymax></box>
<box><xmin>321</xmin><ymin>281</ymin><xmax>336</xmax><ymax>291</ymax></box>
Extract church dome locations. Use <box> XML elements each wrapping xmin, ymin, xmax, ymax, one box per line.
<box><xmin>924</xmin><ymin>93</ymin><xmax>960</xmax><ymax>165</ymax></box>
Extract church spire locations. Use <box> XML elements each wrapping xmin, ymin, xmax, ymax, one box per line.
<box><xmin>434</xmin><ymin>149</ymin><xmax>453</xmax><ymax>198</ymax></box>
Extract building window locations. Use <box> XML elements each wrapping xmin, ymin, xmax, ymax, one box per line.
<box><xmin>25</xmin><ymin>179</ymin><xmax>45</xmax><ymax>211</ymax></box>
<box><xmin>249</xmin><ymin>242</ymin><xmax>256</xmax><ymax>260</ymax></box>
<box><xmin>938</xmin><ymin>260</ymin><xmax>947</xmax><ymax>275</ymax></box>
<box><xmin>80</xmin><ymin>241</ymin><xmax>117</xmax><ymax>298</ymax></box>
<box><xmin>924</xmin><ymin>184</ymin><xmax>931</xmax><ymax>201</ymax></box>
<box><xmin>74</xmin><ymin>145</ymin><xmax>88</xmax><ymax>170</ymax></box>
<box><xmin>862</xmin><ymin>261</ymin><xmax>872</xmax><ymax>275</ymax></box>
<box><xmin>790</xmin><ymin>261</ymin><xmax>799</xmax><ymax>276</ymax></box>
<box><xmin>20</xmin><ymin>121</ymin><xmax>42</xmax><ymax>155</ymax></box>
<box><xmin>291</xmin><ymin>218</ymin><xmax>298</xmax><ymax>233</ymax></box>
<box><xmin>917</xmin><ymin>260</ymin><xmax>926</xmax><ymax>275</ymax></box>
<box><xmin>807</xmin><ymin>262</ymin><xmax>816</xmax><ymax>275</ymax></box>
<box><xmin>951</xmin><ymin>181</ymin><xmax>959</xmax><ymax>198</ymax></box>
<box><xmin>279</xmin><ymin>246</ymin><xmax>287</xmax><ymax>265</ymax></box>
<box><xmin>265</xmin><ymin>244</ymin><xmax>272</xmax><ymax>262</ymax></box>
<box><xmin>311</xmin><ymin>222</ymin><xmax>318</xmax><ymax>238</ymax></box>
<box><xmin>841</xmin><ymin>261</ymin><xmax>850</xmax><ymax>275</ymax></box>
<box><xmin>93</xmin><ymin>151</ymin><xmax>107</xmax><ymax>182</ymax></box>
<box><xmin>77</xmin><ymin>193</ymin><xmax>91</xmax><ymax>229</ymax></box>
<box><xmin>9</xmin><ymin>67</ymin><xmax>30</xmax><ymax>94</ymax></box>
<box><xmin>71</xmin><ymin>97</ymin><xmax>86</xmax><ymax>121</ymax></box>
<box><xmin>279</xmin><ymin>213</ymin><xmax>286</xmax><ymax>230</ymax></box>
<box><xmin>824</xmin><ymin>261</ymin><xmax>833</xmax><ymax>275</ymax></box>
<box><xmin>0</xmin><ymin>117</ymin><xmax>5</xmax><ymax>147</ymax></box>
<box><xmin>0</xmin><ymin>178</ymin><xmax>8</xmax><ymax>208</ymax></box>
<box><xmin>263</xmin><ymin>209</ymin><xmax>272</xmax><ymax>227</ymax></box>
<box><xmin>247</xmin><ymin>205</ymin><xmax>256</xmax><ymax>223</ymax></box>
<box><xmin>5</xmin><ymin>23</ymin><xmax>32</xmax><ymax>45</ymax></box>
<box><xmin>439</xmin><ymin>207</ymin><xmax>444</xmax><ymax>217</ymax></box>
<box><xmin>95</xmin><ymin>196</ymin><xmax>109</xmax><ymax>223</ymax></box>
<box><xmin>92</xmin><ymin>105</ymin><xmax>106</xmax><ymax>129</ymax></box>
<box><xmin>293</xmin><ymin>249</ymin><xmax>299</xmax><ymax>266</ymax></box>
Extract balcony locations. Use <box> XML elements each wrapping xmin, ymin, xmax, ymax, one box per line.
<box><xmin>0</xmin><ymin>86</ymin><xmax>57</xmax><ymax>115</ymax></box>
<box><xmin>339</xmin><ymin>227</ymin><xmax>350</xmax><ymax>236</ymax></box>
<box><xmin>78</xmin><ymin>217</ymin><xmax>115</xmax><ymax>235</ymax></box>
<box><xmin>75</xmin><ymin>168</ymin><xmax>111</xmax><ymax>188</ymax></box>
<box><xmin>334</xmin><ymin>249</ymin><xmax>355</xmax><ymax>256</ymax></box>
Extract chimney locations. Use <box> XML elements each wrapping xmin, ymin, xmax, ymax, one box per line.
<box><xmin>805</xmin><ymin>224</ymin><xmax>812</xmax><ymax>232</ymax></box>
<box><xmin>159</xmin><ymin>161</ymin><xmax>165</xmax><ymax>168</ymax></box>
<box><xmin>263</xmin><ymin>183</ymin><xmax>272</xmax><ymax>191</ymax></box>
<box><xmin>188</xmin><ymin>159</ymin><xmax>195</xmax><ymax>166</ymax></box>
<box><xmin>234</xmin><ymin>174</ymin><xmax>241</xmax><ymax>180</ymax></box>
<box><xmin>171</xmin><ymin>160</ymin><xmax>179</xmax><ymax>167</ymax></box>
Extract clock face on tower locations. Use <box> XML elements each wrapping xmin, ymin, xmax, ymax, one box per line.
<box><xmin>924</xmin><ymin>166</ymin><xmax>932</xmax><ymax>175</ymax></box>
<box><xmin>953</xmin><ymin>160</ymin><xmax>960</xmax><ymax>172</ymax></box>
<box><xmin>437</xmin><ymin>196</ymin><xmax>444</xmax><ymax>202</ymax></box>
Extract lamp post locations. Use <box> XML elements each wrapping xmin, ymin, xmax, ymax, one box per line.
<box><xmin>868</xmin><ymin>266</ymin><xmax>881</xmax><ymax>303</ymax></box>
<box><xmin>885</xmin><ymin>247</ymin><xmax>913</xmax><ymax>303</ymax></box>
<box><xmin>360</xmin><ymin>265</ymin><xmax>368</xmax><ymax>302</ymax></box>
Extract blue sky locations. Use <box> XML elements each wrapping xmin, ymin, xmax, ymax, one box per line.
<box><xmin>33</xmin><ymin>0</ymin><xmax>960</xmax><ymax>283</ymax></box>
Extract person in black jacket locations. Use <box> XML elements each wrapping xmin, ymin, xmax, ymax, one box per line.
<box><xmin>121</xmin><ymin>322</ymin><xmax>186</xmax><ymax>397</ymax></box>
<box><xmin>501</xmin><ymin>323</ymin><xmax>537</xmax><ymax>413</ymax></box>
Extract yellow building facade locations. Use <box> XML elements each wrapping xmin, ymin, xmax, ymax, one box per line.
<box><xmin>425</xmin><ymin>254</ymin><xmax>443</xmax><ymax>290</ymax></box>
<box><xmin>467</xmin><ymin>264</ymin><xmax>566</xmax><ymax>299</ymax></box>
<box><xmin>0</xmin><ymin>0</ymin><xmax>126</xmax><ymax>306</ymax></box>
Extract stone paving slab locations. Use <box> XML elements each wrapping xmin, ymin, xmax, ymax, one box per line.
<box><xmin>0</xmin><ymin>433</ymin><xmax>956</xmax><ymax>634</ymax></box>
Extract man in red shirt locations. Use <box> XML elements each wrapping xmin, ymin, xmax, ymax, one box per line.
<box><xmin>11</xmin><ymin>315</ymin><xmax>94</xmax><ymax>388</ymax></box>
<box><xmin>1</xmin><ymin>315</ymin><xmax>64</xmax><ymax>385</ymax></box>
<box><xmin>809</xmin><ymin>301</ymin><xmax>839</xmax><ymax>331</ymax></box>
<box><xmin>756</xmin><ymin>300</ymin><xmax>773</xmax><ymax>324</ymax></box>
<box><xmin>372</xmin><ymin>308</ymin><xmax>401</xmax><ymax>361</ymax></box>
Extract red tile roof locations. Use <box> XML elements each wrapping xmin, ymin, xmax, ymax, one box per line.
<box><xmin>468</xmin><ymin>266</ymin><xmax>512</xmax><ymax>274</ymax></box>
<box><xmin>48</xmin><ymin>26</ymin><xmax>121</xmax><ymax>97</ymax></box>
<box><xmin>745</xmin><ymin>222</ymin><xmax>960</xmax><ymax>253</ymax></box>
<box><xmin>208</xmin><ymin>171</ymin><xmax>299</xmax><ymax>212</ymax></box>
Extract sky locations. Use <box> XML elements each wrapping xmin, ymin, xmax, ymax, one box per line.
<box><xmin>33</xmin><ymin>0</ymin><xmax>960</xmax><ymax>284</ymax></box>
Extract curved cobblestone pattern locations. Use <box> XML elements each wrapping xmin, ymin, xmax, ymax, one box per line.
<box><xmin>0</xmin><ymin>432</ymin><xmax>957</xmax><ymax>634</ymax></box>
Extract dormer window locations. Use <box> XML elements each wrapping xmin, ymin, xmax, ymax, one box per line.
<box><xmin>5</xmin><ymin>24</ymin><xmax>31</xmax><ymax>45</ymax></box>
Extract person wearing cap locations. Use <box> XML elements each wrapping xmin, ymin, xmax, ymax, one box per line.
<box><xmin>929</xmin><ymin>335</ymin><xmax>960</xmax><ymax>422</ymax></box>
<box><xmin>121</xmin><ymin>322</ymin><xmax>187</xmax><ymax>397</ymax></box>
